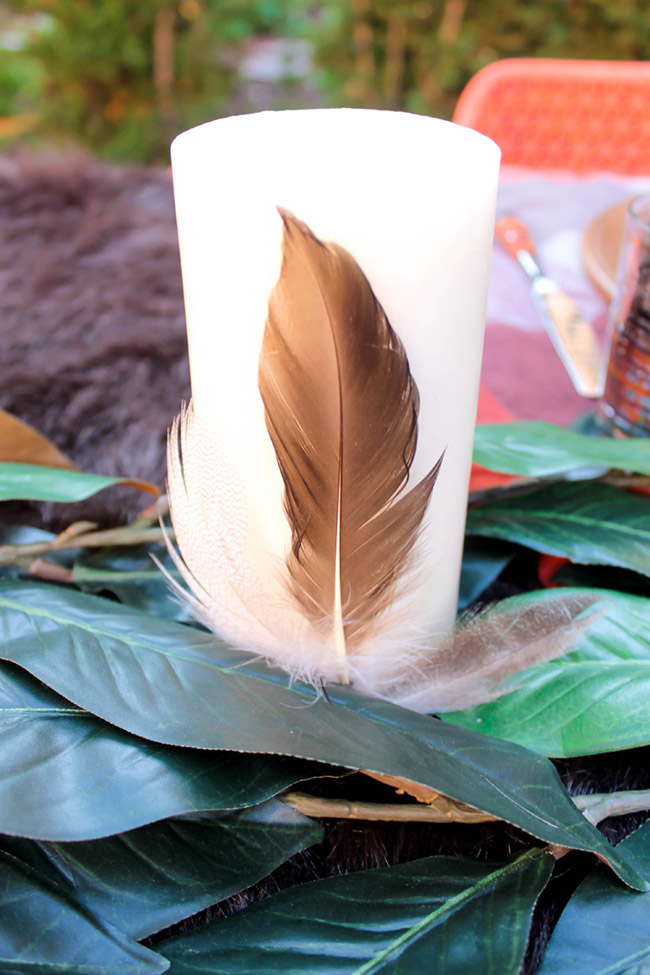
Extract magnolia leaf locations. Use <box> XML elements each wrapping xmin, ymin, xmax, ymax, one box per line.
<box><xmin>458</xmin><ymin>537</ymin><xmax>516</xmax><ymax>610</ymax></box>
<box><xmin>0</xmin><ymin>581</ymin><xmax>644</xmax><ymax>890</ymax></box>
<box><xmin>467</xmin><ymin>481</ymin><xmax>650</xmax><ymax>577</ymax></box>
<box><xmin>554</xmin><ymin>561</ymin><xmax>650</xmax><ymax>599</ymax></box>
<box><xmin>473</xmin><ymin>420</ymin><xmax>650</xmax><ymax>478</ymax></box>
<box><xmin>0</xmin><ymin>848</ymin><xmax>167</xmax><ymax>974</ymax></box>
<box><xmin>0</xmin><ymin>461</ymin><xmax>158</xmax><ymax>502</ymax></box>
<box><xmin>0</xmin><ymin>523</ymin><xmax>54</xmax><ymax>546</ymax></box>
<box><xmin>0</xmin><ymin>523</ymin><xmax>59</xmax><ymax>578</ymax></box>
<box><xmin>0</xmin><ymin>408</ymin><xmax>77</xmax><ymax>469</ymax></box>
<box><xmin>539</xmin><ymin>821</ymin><xmax>650</xmax><ymax>975</ymax></box>
<box><xmin>0</xmin><ymin>661</ymin><xmax>323</xmax><ymax>841</ymax></box>
<box><xmin>445</xmin><ymin>587</ymin><xmax>650</xmax><ymax>757</ymax></box>
<box><xmin>157</xmin><ymin>848</ymin><xmax>554</xmax><ymax>974</ymax></box>
<box><xmin>2</xmin><ymin>800</ymin><xmax>322</xmax><ymax>941</ymax></box>
<box><xmin>73</xmin><ymin>545</ymin><xmax>195</xmax><ymax>622</ymax></box>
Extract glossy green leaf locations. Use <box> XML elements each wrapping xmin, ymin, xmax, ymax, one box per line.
<box><xmin>0</xmin><ymin>848</ymin><xmax>167</xmax><ymax>974</ymax></box>
<box><xmin>0</xmin><ymin>581</ymin><xmax>643</xmax><ymax>889</ymax></box>
<box><xmin>554</xmin><ymin>561</ymin><xmax>650</xmax><ymax>598</ymax></box>
<box><xmin>0</xmin><ymin>523</ymin><xmax>54</xmax><ymax>547</ymax></box>
<box><xmin>0</xmin><ymin>661</ymin><xmax>323</xmax><ymax>841</ymax></box>
<box><xmin>458</xmin><ymin>537</ymin><xmax>516</xmax><ymax>610</ymax></box>
<box><xmin>473</xmin><ymin>420</ymin><xmax>650</xmax><ymax>477</ymax></box>
<box><xmin>539</xmin><ymin>821</ymin><xmax>650</xmax><ymax>975</ymax></box>
<box><xmin>3</xmin><ymin>800</ymin><xmax>322</xmax><ymax>941</ymax></box>
<box><xmin>73</xmin><ymin>545</ymin><xmax>195</xmax><ymax>623</ymax></box>
<box><xmin>158</xmin><ymin>848</ymin><xmax>554</xmax><ymax>974</ymax></box>
<box><xmin>445</xmin><ymin>588</ymin><xmax>650</xmax><ymax>758</ymax></box>
<box><xmin>0</xmin><ymin>461</ymin><xmax>157</xmax><ymax>502</ymax></box>
<box><xmin>0</xmin><ymin>524</ymin><xmax>62</xmax><ymax>579</ymax></box>
<box><xmin>467</xmin><ymin>481</ymin><xmax>650</xmax><ymax>577</ymax></box>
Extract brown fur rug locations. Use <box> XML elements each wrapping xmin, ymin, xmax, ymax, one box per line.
<box><xmin>0</xmin><ymin>153</ymin><xmax>189</xmax><ymax>524</ymax></box>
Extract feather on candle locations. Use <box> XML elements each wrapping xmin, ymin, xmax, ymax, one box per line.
<box><xmin>258</xmin><ymin>209</ymin><xmax>443</xmax><ymax>684</ymax></box>
<box><xmin>169</xmin><ymin>109</ymin><xmax>502</xmax><ymax>696</ymax></box>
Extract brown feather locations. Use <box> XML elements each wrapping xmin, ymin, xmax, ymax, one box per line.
<box><xmin>386</xmin><ymin>590</ymin><xmax>604</xmax><ymax>711</ymax></box>
<box><xmin>258</xmin><ymin>209</ymin><xmax>442</xmax><ymax>667</ymax></box>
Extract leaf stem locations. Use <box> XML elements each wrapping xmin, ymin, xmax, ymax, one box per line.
<box><xmin>574</xmin><ymin>789</ymin><xmax>650</xmax><ymax>824</ymax></box>
<box><xmin>282</xmin><ymin>791</ymin><xmax>498</xmax><ymax>823</ymax></box>
<box><xmin>0</xmin><ymin>497</ymin><xmax>172</xmax><ymax>567</ymax></box>
<box><xmin>603</xmin><ymin>472</ymin><xmax>650</xmax><ymax>488</ymax></box>
<box><xmin>282</xmin><ymin>788</ymin><xmax>650</xmax><ymax>827</ymax></box>
<box><xmin>0</xmin><ymin>527</ymin><xmax>171</xmax><ymax>566</ymax></box>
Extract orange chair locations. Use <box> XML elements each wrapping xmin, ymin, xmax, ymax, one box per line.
<box><xmin>452</xmin><ymin>58</ymin><xmax>650</xmax><ymax>174</ymax></box>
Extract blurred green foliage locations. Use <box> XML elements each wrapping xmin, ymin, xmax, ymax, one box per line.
<box><xmin>0</xmin><ymin>53</ymin><xmax>42</xmax><ymax>118</ymax></box>
<box><xmin>0</xmin><ymin>0</ymin><xmax>313</xmax><ymax>160</ymax></box>
<box><xmin>0</xmin><ymin>0</ymin><xmax>648</xmax><ymax>161</ymax></box>
<box><xmin>308</xmin><ymin>0</ymin><xmax>650</xmax><ymax>118</ymax></box>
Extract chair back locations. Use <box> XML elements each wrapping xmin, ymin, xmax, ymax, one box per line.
<box><xmin>452</xmin><ymin>58</ymin><xmax>650</xmax><ymax>174</ymax></box>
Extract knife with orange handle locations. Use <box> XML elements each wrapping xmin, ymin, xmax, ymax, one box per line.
<box><xmin>495</xmin><ymin>216</ymin><xmax>604</xmax><ymax>398</ymax></box>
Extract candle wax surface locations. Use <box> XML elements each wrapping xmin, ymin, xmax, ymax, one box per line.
<box><xmin>171</xmin><ymin>108</ymin><xmax>500</xmax><ymax>650</ymax></box>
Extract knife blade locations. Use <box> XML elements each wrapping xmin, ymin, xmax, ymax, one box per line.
<box><xmin>495</xmin><ymin>216</ymin><xmax>604</xmax><ymax>398</ymax></box>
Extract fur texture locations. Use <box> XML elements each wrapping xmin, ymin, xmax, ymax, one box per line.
<box><xmin>0</xmin><ymin>152</ymin><xmax>189</xmax><ymax>527</ymax></box>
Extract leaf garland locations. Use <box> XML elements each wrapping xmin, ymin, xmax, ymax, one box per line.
<box><xmin>467</xmin><ymin>481</ymin><xmax>650</xmax><ymax>577</ymax></box>
<box><xmin>2</xmin><ymin>800</ymin><xmax>322</xmax><ymax>941</ymax></box>
<box><xmin>0</xmin><ymin>661</ymin><xmax>324</xmax><ymax>841</ymax></box>
<box><xmin>0</xmin><ymin>580</ymin><xmax>644</xmax><ymax>890</ymax></box>
<box><xmin>0</xmin><ymin>461</ymin><xmax>158</xmax><ymax>502</ymax></box>
<box><xmin>156</xmin><ymin>849</ymin><xmax>554</xmax><ymax>975</ymax></box>
<box><xmin>0</xmin><ymin>848</ymin><xmax>167</xmax><ymax>975</ymax></box>
<box><xmin>0</xmin><ymin>408</ymin><xmax>76</xmax><ymax>470</ymax></box>
<box><xmin>473</xmin><ymin>419</ymin><xmax>650</xmax><ymax>478</ymax></box>
<box><xmin>458</xmin><ymin>537</ymin><xmax>516</xmax><ymax>609</ymax></box>
<box><xmin>74</xmin><ymin>545</ymin><xmax>196</xmax><ymax>622</ymax></box>
<box><xmin>539</xmin><ymin>820</ymin><xmax>650</xmax><ymax>975</ymax></box>
<box><xmin>2</xmin><ymin>417</ymin><xmax>650</xmax><ymax>972</ymax></box>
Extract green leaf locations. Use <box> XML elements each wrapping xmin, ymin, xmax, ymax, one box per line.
<box><xmin>554</xmin><ymin>561</ymin><xmax>650</xmax><ymax>599</ymax></box>
<box><xmin>3</xmin><ymin>800</ymin><xmax>322</xmax><ymax>941</ymax></box>
<box><xmin>0</xmin><ymin>461</ymin><xmax>157</xmax><ymax>502</ymax></box>
<box><xmin>0</xmin><ymin>523</ymin><xmax>62</xmax><ymax>578</ymax></box>
<box><xmin>157</xmin><ymin>848</ymin><xmax>554</xmax><ymax>974</ymax></box>
<box><xmin>73</xmin><ymin>545</ymin><xmax>196</xmax><ymax>623</ymax></box>
<box><xmin>467</xmin><ymin>481</ymin><xmax>650</xmax><ymax>577</ymax></box>
<box><xmin>0</xmin><ymin>581</ymin><xmax>643</xmax><ymax>889</ymax></box>
<box><xmin>539</xmin><ymin>821</ymin><xmax>650</xmax><ymax>975</ymax></box>
<box><xmin>458</xmin><ymin>537</ymin><xmax>516</xmax><ymax>610</ymax></box>
<box><xmin>0</xmin><ymin>661</ymin><xmax>322</xmax><ymax>841</ymax></box>
<box><xmin>473</xmin><ymin>420</ymin><xmax>650</xmax><ymax>477</ymax></box>
<box><xmin>0</xmin><ymin>848</ymin><xmax>167</xmax><ymax>974</ymax></box>
<box><xmin>0</xmin><ymin>523</ymin><xmax>54</xmax><ymax>547</ymax></box>
<box><xmin>445</xmin><ymin>588</ymin><xmax>650</xmax><ymax>758</ymax></box>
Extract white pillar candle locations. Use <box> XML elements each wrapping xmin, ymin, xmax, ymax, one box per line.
<box><xmin>169</xmin><ymin>108</ymin><xmax>499</xmax><ymax>695</ymax></box>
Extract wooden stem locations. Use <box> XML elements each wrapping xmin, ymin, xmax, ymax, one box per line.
<box><xmin>282</xmin><ymin>788</ymin><xmax>650</xmax><ymax>828</ymax></box>
<box><xmin>0</xmin><ymin>496</ymin><xmax>171</xmax><ymax>566</ymax></box>
<box><xmin>282</xmin><ymin>791</ymin><xmax>496</xmax><ymax>824</ymax></box>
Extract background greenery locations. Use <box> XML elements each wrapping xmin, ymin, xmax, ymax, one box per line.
<box><xmin>1</xmin><ymin>0</ymin><xmax>649</xmax><ymax>162</ymax></box>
